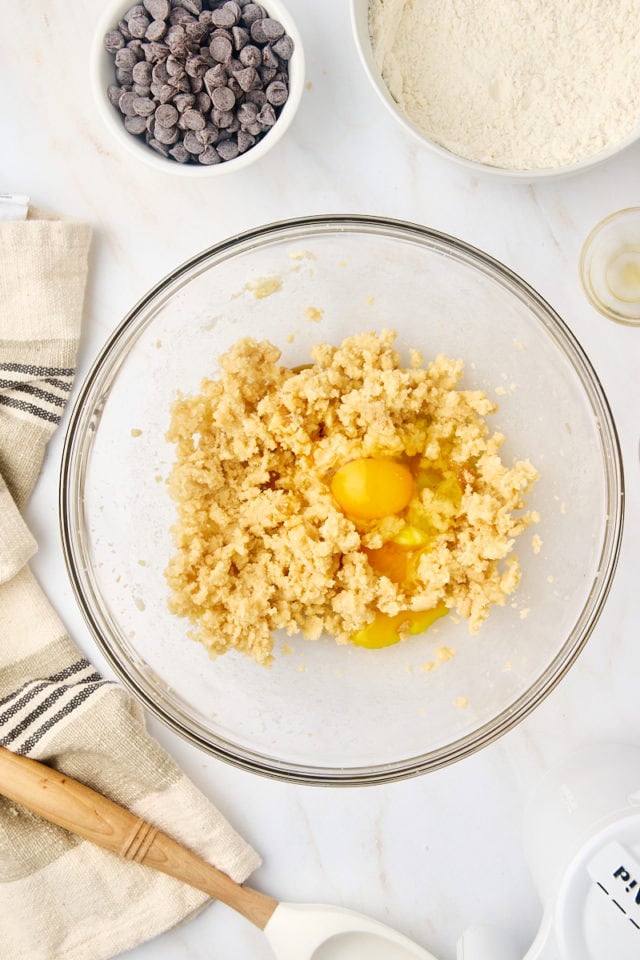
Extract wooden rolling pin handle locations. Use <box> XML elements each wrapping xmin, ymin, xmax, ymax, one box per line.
<box><xmin>0</xmin><ymin>746</ymin><xmax>277</xmax><ymax>929</ymax></box>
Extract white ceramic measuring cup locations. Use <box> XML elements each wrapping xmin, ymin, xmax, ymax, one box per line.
<box><xmin>0</xmin><ymin>747</ymin><xmax>438</xmax><ymax>960</ymax></box>
<box><xmin>456</xmin><ymin>743</ymin><xmax>640</xmax><ymax>960</ymax></box>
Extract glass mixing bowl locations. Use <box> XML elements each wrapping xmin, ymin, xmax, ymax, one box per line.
<box><xmin>60</xmin><ymin>217</ymin><xmax>623</xmax><ymax>785</ymax></box>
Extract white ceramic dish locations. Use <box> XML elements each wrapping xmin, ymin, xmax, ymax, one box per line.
<box><xmin>350</xmin><ymin>0</ymin><xmax>640</xmax><ymax>181</ymax></box>
<box><xmin>91</xmin><ymin>0</ymin><xmax>305</xmax><ymax>177</ymax></box>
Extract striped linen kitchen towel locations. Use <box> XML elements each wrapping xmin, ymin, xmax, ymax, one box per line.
<box><xmin>0</xmin><ymin>205</ymin><xmax>260</xmax><ymax>960</ymax></box>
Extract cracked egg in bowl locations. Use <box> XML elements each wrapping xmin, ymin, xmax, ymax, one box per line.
<box><xmin>61</xmin><ymin>217</ymin><xmax>622</xmax><ymax>784</ymax></box>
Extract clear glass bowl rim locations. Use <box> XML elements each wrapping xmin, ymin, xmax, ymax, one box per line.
<box><xmin>60</xmin><ymin>215</ymin><xmax>625</xmax><ymax>786</ymax></box>
<box><xmin>579</xmin><ymin>205</ymin><xmax>640</xmax><ymax>326</ymax></box>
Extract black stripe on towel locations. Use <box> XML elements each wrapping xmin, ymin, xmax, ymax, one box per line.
<box><xmin>0</xmin><ymin>684</ymin><xmax>73</xmax><ymax>746</ymax></box>
<box><xmin>0</xmin><ymin>658</ymin><xmax>93</xmax><ymax>710</ymax></box>
<box><xmin>43</xmin><ymin>377</ymin><xmax>72</xmax><ymax>391</ymax></box>
<box><xmin>0</xmin><ymin>362</ymin><xmax>75</xmax><ymax>377</ymax></box>
<box><xmin>0</xmin><ymin>381</ymin><xmax>67</xmax><ymax>407</ymax></box>
<box><xmin>17</xmin><ymin>683</ymin><xmax>107</xmax><ymax>755</ymax></box>
<box><xmin>0</xmin><ymin>394</ymin><xmax>61</xmax><ymax>424</ymax></box>
<box><xmin>0</xmin><ymin>671</ymin><xmax>101</xmax><ymax>726</ymax></box>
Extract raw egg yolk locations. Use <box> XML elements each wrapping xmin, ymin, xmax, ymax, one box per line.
<box><xmin>331</xmin><ymin>458</ymin><xmax>415</xmax><ymax>520</ymax></box>
<box><xmin>363</xmin><ymin>542</ymin><xmax>411</xmax><ymax>584</ymax></box>
<box><xmin>352</xmin><ymin>604</ymin><xmax>448</xmax><ymax>649</ymax></box>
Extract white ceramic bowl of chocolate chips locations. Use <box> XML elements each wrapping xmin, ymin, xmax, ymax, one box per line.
<box><xmin>92</xmin><ymin>0</ymin><xmax>304</xmax><ymax>175</ymax></box>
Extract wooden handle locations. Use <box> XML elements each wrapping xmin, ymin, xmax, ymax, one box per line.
<box><xmin>0</xmin><ymin>746</ymin><xmax>277</xmax><ymax>929</ymax></box>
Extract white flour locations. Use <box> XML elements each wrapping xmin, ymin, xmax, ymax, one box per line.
<box><xmin>370</xmin><ymin>0</ymin><xmax>640</xmax><ymax>170</ymax></box>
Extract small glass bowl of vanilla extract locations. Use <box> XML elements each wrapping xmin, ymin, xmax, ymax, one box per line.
<box><xmin>581</xmin><ymin>207</ymin><xmax>640</xmax><ymax>326</ymax></box>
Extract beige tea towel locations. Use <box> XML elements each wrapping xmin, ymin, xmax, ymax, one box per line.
<box><xmin>0</xmin><ymin>205</ymin><xmax>261</xmax><ymax>960</ymax></box>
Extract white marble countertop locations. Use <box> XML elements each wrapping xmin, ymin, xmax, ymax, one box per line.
<box><xmin>3</xmin><ymin>2</ymin><xmax>640</xmax><ymax>958</ymax></box>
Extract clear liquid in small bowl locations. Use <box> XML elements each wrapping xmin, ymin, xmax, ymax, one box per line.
<box><xmin>581</xmin><ymin>208</ymin><xmax>640</xmax><ymax>325</ymax></box>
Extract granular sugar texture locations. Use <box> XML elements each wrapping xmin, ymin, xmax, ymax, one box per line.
<box><xmin>370</xmin><ymin>0</ymin><xmax>640</xmax><ymax>170</ymax></box>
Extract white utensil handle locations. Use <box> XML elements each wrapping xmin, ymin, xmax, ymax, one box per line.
<box><xmin>522</xmin><ymin>911</ymin><xmax>559</xmax><ymax>960</ymax></box>
<box><xmin>456</xmin><ymin>923</ymin><xmax>522</xmax><ymax>960</ymax></box>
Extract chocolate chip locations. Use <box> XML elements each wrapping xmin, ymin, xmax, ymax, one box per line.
<box><xmin>132</xmin><ymin>60</ymin><xmax>153</xmax><ymax>84</ymax></box>
<box><xmin>259</xmin><ymin>66</ymin><xmax>276</xmax><ymax>85</ymax></box>
<box><xmin>212</xmin><ymin>85</ymin><xmax>235</xmax><ymax>110</ymax></box>
<box><xmin>225</xmin><ymin>1</ymin><xmax>242</xmax><ymax>19</ymax></box>
<box><xmin>237</xmin><ymin>129</ymin><xmax>256</xmax><ymax>152</ymax></box>
<box><xmin>245</xmin><ymin>87</ymin><xmax>266</xmax><ymax>106</ymax></box>
<box><xmin>211</xmin><ymin>6</ymin><xmax>237</xmax><ymax>28</ymax></box>
<box><xmin>272</xmin><ymin>35</ymin><xmax>293</xmax><ymax>60</ymax></box>
<box><xmin>236</xmin><ymin>66</ymin><xmax>258</xmax><ymax>91</ymax></box>
<box><xmin>148</xmin><ymin>137</ymin><xmax>170</xmax><ymax>156</ymax></box>
<box><xmin>125</xmin><ymin>4</ymin><xmax>145</xmax><ymax>19</ymax></box>
<box><xmin>190</xmin><ymin>75</ymin><xmax>204</xmax><ymax>93</ymax></box>
<box><xmin>128</xmin><ymin>15</ymin><xmax>151</xmax><ymax>38</ymax></box>
<box><xmin>168</xmin><ymin>74</ymin><xmax>191</xmax><ymax>93</ymax></box>
<box><xmin>181</xmin><ymin>107</ymin><xmax>205</xmax><ymax>129</ymax></box>
<box><xmin>104</xmin><ymin>30</ymin><xmax>125</xmax><ymax>53</ymax></box>
<box><xmin>166</xmin><ymin>54</ymin><xmax>185</xmax><ymax>77</ymax></box>
<box><xmin>210</xmin><ymin>35</ymin><xmax>232</xmax><ymax>62</ymax></box>
<box><xmin>145</xmin><ymin>19</ymin><xmax>167</xmax><ymax>41</ymax></box>
<box><xmin>107</xmin><ymin>84</ymin><xmax>123</xmax><ymax>107</ymax></box>
<box><xmin>152</xmin><ymin>60</ymin><xmax>169</xmax><ymax>83</ymax></box>
<box><xmin>227</xmin><ymin>75</ymin><xmax>242</xmax><ymax>99</ymax></box>
<box><xmin>148</xmin><ymin>41</ymin><xmax>170</xmax><ymax>61</ymax></box>
<box><xmin>115</xmin><ymin>47</ymin><xmax>137</xmax><ymax>70</ymax></box>
<box><xmin>119</xmin><ymin>91</ymin><xmax>138</xmax><ymax>115</ymax></box>
<box><xmin>116</xmin><ymin>67</ymin><xmax>134</xmax><ymax>85</ymax></box>
<box><xmin>260</xmin><ymin>18</ymin><xmax>284</xmax><ymax>41</ymax></box>
<box><xmin>196</xmin><ymin>91</ymin><xmax>211</xmax><ymax>112</ymax></box>
<box><xmin>156</xmin><ymin>83</ymin><xmax>175</xmax><ymax>103</ymax></box>
<box><xmin>127</xmin><ymin>39</ymin><xmax>146</xmax><ymax>59</ymax></box>
<box><xmin>183</xmin><ymin>130</ymin><xmax>205</xmax><ymax>153</ymax></box>
<box><xmin>196</xmin><ymin>123</ymin><xmax>218</xmax><ymax>145</ymax></box>
<box><xmin>265</xmin><ymin>80</ymin><xmax>288</xmax><ymax>106</ymax></box>
<box><xmin>118</xmin><ymin>19</ymin><xmax>133</xmax><ymax>40</ymax></box>
<box><xmin>166</xmin><ymin>24</ymin><xmax>188</xmax><ymax>57</ymax></box>
<box><xmin>169</xmin><ymin>142</ymin><xmax>190</xmax><ymax>162</ymax></box>
<box><xmin>213</xmin><ymin>107</ymin><xmax>234</xmax><ymax>128</ymax></box>
<box><xmin>257</xmin><ymin>102</ymin><xmax>276</xmax><ymax>125</ymax></box>
<box><xmin>169</xmin><ymin>6</ymin><xmax>195</xmax><ymax>25</ymax></box>
<box><xmin>185</xmin><ymin>53</ymin><xmax>209</xmax><ymax>77</ymax></box>
<box><xmin>216</xmin><ymin>137</ymin><xmax>239</xmax><ymax>160</ymax></box>
<box><xmin>134</xmin><ymin>83</ymin><xmax>151</xmax><ymax>96</ymax></box>
<box><xmin>143</xmin><ymin>0</ymin><xmax>169</xmax><ymax>19</ymax></box>
<box><xmin>261</xmin><ymin>44</ymin><xmax>278</xmax><ymax>69</ymax></box>
<box><xmin>198</xmin><ymin>144</ymin><xmax>221</xmax><ymax>164</ymax></box>
<box><xmin>154</xmin><ymin>122</ymin><xmax>179</xmax><ymax>144</ymax></box>
<box><xmin>124</xmin><ymin>114</ymin><xmax>148</xmax><ymax>134</ymax></box>
<box><xmin>249</xmin><ymin>19</ymin><xmax>268</xmax><ymax>43</ymax></box>
<box><xmin>185</xmin><ymin>21</ymin><xmax>208</xmax><ymax>44</ymax></box>
<box><xmin>236</xmin><ymin>100</ymin><xmax>258</xmax><ymax>123</ymax></box>
<box><xmin>204</xmin><ymin>64</ymin><xmax>227</xmax><ymax>94</ymax></box>
<box><xmin>173</xmin><ymin>92</ymin><xmax>195</xmax><ymax>111</ymax></box>
<box><xmin>210</xmin><ymin>27</ymin><xmax>233</xmax><ymax>41</ymax></box>
<box><xmin>133</xmin><ymin>95</ymin><xmax>156</xmax><ymax>116</ymax></box>
<box><xmin>155</xmin><ymin>103</ymin><xmax>178</xmax><ymax>126</ymax></box>
<box><xmin>242</xmin><ymin>4</ymin><xmax>265</xmax><ymax>26</ymax></box>
<box><xmin>173</xmin><ymin>0</ymin><xmax>201</xmax><ymax>14</ymax></box>
<box><xmin>239</xmin><ymin>43</ymin><xmax>261</xmax><ymax>67</ymax></box>
<box><xmin>232</xmin><ymin>26</ymin><xmax>249</xmax><ymax>50</ymax></box>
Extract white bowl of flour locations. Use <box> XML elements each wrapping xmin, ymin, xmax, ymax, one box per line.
<box><xmin>351</xmin><ymin>0</ymin><xmax>640</xmax><ymax>179</ymax></box>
